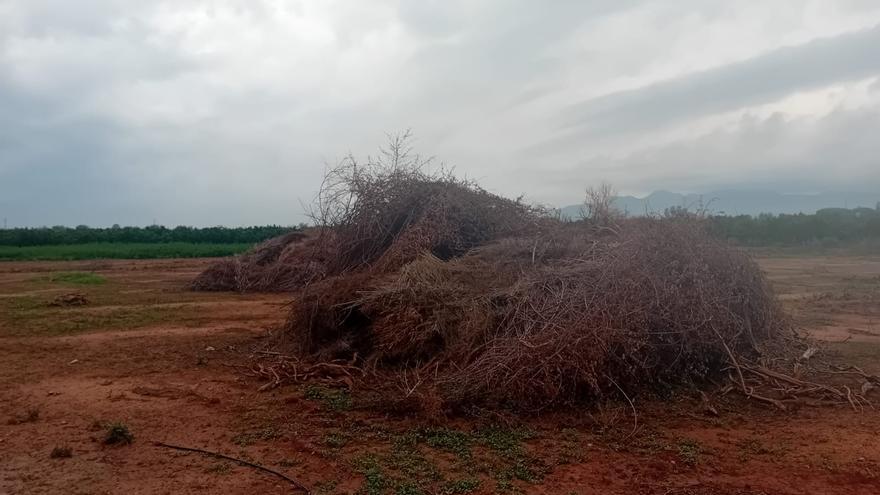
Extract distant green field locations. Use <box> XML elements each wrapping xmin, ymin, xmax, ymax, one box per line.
<box><xmin>0</xmin><ymin>242</ymin><xmax>253</xmax><ymax>261</ymax></box>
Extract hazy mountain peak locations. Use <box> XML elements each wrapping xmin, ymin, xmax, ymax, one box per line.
<box><xmin>561</xmin><ymin>190</ymin><xmax>880</xmax><ymax>218</ymax></box>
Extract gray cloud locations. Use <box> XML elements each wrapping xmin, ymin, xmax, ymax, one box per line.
<box><xmin>534</xmin><ymin>103</ymin><xmax>880</xmax><ymax>204</ymax></box>
<box><xmin>2</xmin><ymin>1</ymin><xmax>880</xmax><ymax>226</ymax></box>
<box><xmin>552</xmin><ymin>24</ymin><xmax>880</xmax><ymax>141</ymax></box>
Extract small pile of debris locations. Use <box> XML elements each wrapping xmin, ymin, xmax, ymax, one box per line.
<box><xmin>49</xmin><ymin>292</ymin><xmax>90</xmax><ymax>307</ymax></box>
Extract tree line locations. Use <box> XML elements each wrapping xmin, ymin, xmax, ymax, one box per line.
<box><xmin>3</xmin><ymin>206</ymin><xmax>879</xmax><ymax>248</ymax></box>
<box><xmin>0</xmin><ymin>224</ymin><xmax>304</xmax><ymax>247</ymax></box>
<box><xmin>708</xmin><ymin>207</ymin><xmax>880</xmax><ymax>246</ymax></box>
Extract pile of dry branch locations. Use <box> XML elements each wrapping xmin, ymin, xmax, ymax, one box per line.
<box><xmin>197</xmin><ymin>137</ymin><xmax>878</xmax><ymax>410</ymax></box>
<box><xmin>192</xmin><ymin>134</ymin><xmax>540</xmax><ymax>293</ymax></box>
<box><xmin>284</xmin><ymin>217</ymin><xmax>787</xmax><ymax>408</ymax></box>
<box><xmin>190</xmin><ymin>230</ymin><xmax>326</xmax><ymax>292</ymax></box>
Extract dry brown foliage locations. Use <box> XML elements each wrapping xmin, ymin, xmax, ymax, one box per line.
<box><xmin>284</xmin><ymin>217</ymin><xmax>788</xmax><ymax>408</ymax></box>
<box><xmin>192</xmin><ymin>132</ymin><xmax>541</xmax><ymax>293</ymax></box>
<box><xmin>190</xmin><ymin>230</ymin><xmax>326</xmax><ymax>292</ymax></box>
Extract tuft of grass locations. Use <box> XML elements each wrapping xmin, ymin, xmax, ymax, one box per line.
<box><xmin>677</xmin><ymin>438</ymin><xmax>702</xmax><ymax>466</ymax></box>
<box><xmin>304</xmin><ymin>385</ymin><xmax>352</xmax><ymax>412</ymax></box>
<box><xmin>440</xmin><ymin>478</ymin><xmax>480</xmax><ymax>494</ymax></box>
<box><xmin>232</xmin><ymin>427</ymin><xmax>282</xmax><ymax>446</ymax></box>
<box><xmin>103</xmin><ymin>423</ymin><xmax>134</xmax><ymax>445</ymax></box>
<box><xmin>314</xmin><ymin>479</ymin><xmax>340</xmax><ymax>494</ymax></box>
<box><xmin>632</xmin><ymin>430</ymin><xmax>671</xmax><ymax>455</ymax></box>
<box><xmin>52</xmin><ymin>272</ymin><xmax>107</xmax><ymax>285</ymax></box>
<box><xmin>50</xmin><ymin>446</ymin><xmax>73</xmax><ymax>459</ymax></box>
<box><xmin>495</xmin><ymin>456</ymin><xmax>547</xmax><ymax>484</ymax></box>
<box><xmin>205</xmin><ymin>462</ymin><xmax>232</xmax><ymax>474</ymax></box>
<box><xmin>323</xmin><ymin>431</ymin><xmax>350</xmax><ymax>449</ymax></box>
<box><xmin>737</xmin><ymin>438</ymin><xmax>786</xmax><ymax>459</ymax></box>
<box><xmin>395</xmin><ymin>482</ymin><xmax>425</xmax><ymax>495</ymax></box>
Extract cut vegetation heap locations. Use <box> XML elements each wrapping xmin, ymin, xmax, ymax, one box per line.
<box><xmin>193</xmin><ymin>136</ymin><xmax>804</xmax><ymax>409</ymax></box>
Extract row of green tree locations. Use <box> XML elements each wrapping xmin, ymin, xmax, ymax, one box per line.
<box><xmin>4</xmin><ymin>207</ymin><xmax>878</xmax><ymax>247</ymax></box>
<box><xmin>708</xmin><ymin>207</ymin><xmax>880</xmax><ymax>245</ymax></box>
<box><xmin>0</xmin><ymin>224</ymin><xmax>304</xmax><ymax>247</ymax></box>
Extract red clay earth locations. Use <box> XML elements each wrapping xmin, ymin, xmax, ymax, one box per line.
<box><xmin>1</xmin><ymin>256</ymin><xmax>879</xmax><ymax>495</ymax></box>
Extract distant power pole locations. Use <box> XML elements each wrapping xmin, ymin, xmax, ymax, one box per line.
<box><xmin>2</xmin><ymin>218</ymin><xmax>6</xmax><ymax>229</ymax></box>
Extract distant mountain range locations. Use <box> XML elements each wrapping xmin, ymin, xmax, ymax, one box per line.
<box><xmin>560</xmin><ymin>190</ymin><xmax>880</xmax><ymax>218</ymax></box>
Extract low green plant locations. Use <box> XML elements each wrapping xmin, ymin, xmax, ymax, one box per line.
<box><xmin>422</xmin><ymin>428</ymin><xmax>472</xmax><ymax>458</ymax></box>
<box><xmin>354</xmin><ymin>454</ymin><xmax>388</xmax><ymax>495</ymax></box>
<box><xmin>389</xmin><ymin>433</ymin><xmax>441</xmax><ymax>485</ymax></box>
<box><xmin>232</xmin><ymin>427</ymin><xmax>282</xmax><ymax>446</ymax></box>
<box><xmin>323</xmin><ymin>431</ymin><xmax>350</xmax><ymax>449</ymax></box>
<box><xmin>478</xmin><ymin>426</ymin><xmax>531</xmax><ymax>457</ymax></box>
<box><xmin>304</xmin><ymin>385</ymin><xmax>352</xmax><ymax>411</ymax></box>
<box><xmin>677</xmin><ymin>438</ymin><xmax>702</xmax><ymax>466</ymax></box>
<box><xmin>395</xmin><ymin>482</ymin><xmax>424</xmax><ymax>495</ymax></box>
<box><xmin>737</xmin><ymin>438</ymin><xmax>786</xmax><ymax>459</ymax></box>
<box><xmin>440</xmin><ymin>478</ymin><xmax>480</xmax><ymax>494</ymax></box>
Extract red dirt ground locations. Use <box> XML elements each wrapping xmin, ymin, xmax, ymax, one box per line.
<box><xmin>1</xmin><ymin>256</ymin><xmax>878</xmax><ymax>495</ymax></box>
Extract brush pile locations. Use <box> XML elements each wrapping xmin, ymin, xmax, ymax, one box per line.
<box><xmin>286</xmin><ymin>218</ymin><xmax>786</xmax><ymax>408</ymax></box>
<box><xmin>192</xmin><ymin>134</ymin><xmax>540</xmax><ymax>293</ymax></box>
<box><xmin>190</xmin><ymin>230</ymin><xmax>322</xmax><ymax>292</ymax></box>
<box><xmin>194</xmin><ymin>136</ymin><xmax>804</xmax><ymax>408</ymax></box>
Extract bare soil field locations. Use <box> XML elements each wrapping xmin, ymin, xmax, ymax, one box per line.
<box><xmin>1</xmin><ymin>255</ymin><xmax>879</xmax><ymax>495</ymax></box>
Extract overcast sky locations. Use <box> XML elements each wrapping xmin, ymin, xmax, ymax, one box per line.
<box><xmin>2</xmin><ymin>1</ymin><xmax>879</xmax><ymax>227</ymax></box>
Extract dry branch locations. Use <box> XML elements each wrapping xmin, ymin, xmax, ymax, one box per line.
<box><xmin>154</xmin><ymin>441</ymin><xmax>310</xmax><ymax>493</ymax></box>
